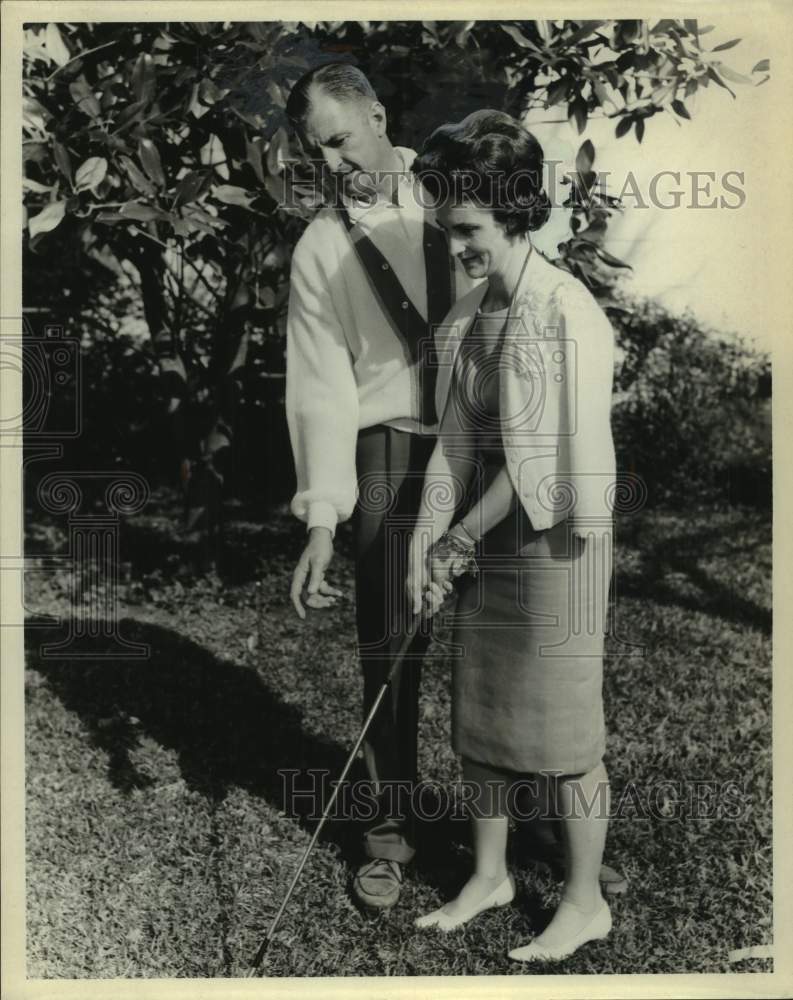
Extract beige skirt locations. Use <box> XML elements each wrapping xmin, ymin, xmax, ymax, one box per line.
<box><xmin>450</xmin><ymin>494</ymin><xmax>611</xmax><ymax>776</ymax></box>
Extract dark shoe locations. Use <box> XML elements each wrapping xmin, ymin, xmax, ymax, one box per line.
<box><xmin>352</xmin><ymin>858</ymin><xmax>404</xmax><ymax>911</ymax></box>
<box><xmin>518</xmin><ymin>831</ymin><xmax>629</xmax><ymax>896</ymax></box>
<box><xmin>597</xmin><ymin>862</ymin><xmax>629</xmax><ymax>896</ymax></box>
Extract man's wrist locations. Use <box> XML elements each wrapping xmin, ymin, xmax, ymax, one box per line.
<box><xmin>307</xmin><ymin>501</ymin><xmax>338</xmax><ymax>538</ymax></box>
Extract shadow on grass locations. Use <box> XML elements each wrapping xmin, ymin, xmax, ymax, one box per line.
<box><xmin>117</xmin><ymin>500</ymin><xmax>356</xmax><ymax>588</ymax></box>
<box><xmin>615</xmin><ymin>515</ymin><xmax>771</xmax><ymax>636</ymax></box>
<box><xmin>26</xmin><ymin>620</ymin><xmax>467</xmax><ymax>890</ymax></box>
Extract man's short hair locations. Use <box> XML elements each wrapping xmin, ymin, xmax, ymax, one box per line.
<box><xmin>286</xmin><ymin>62</ymin><xmax>377</xmax><ymax>127</ymax></box>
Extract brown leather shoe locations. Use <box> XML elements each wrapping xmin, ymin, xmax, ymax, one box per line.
<box><xmin>597</xmin><ymin>862</ymin><xmax>629</xmax><ymax>895</ymax></box>
<box><xmin>352</xmin><ymin>858</ymin><xmax>404</xmax><ymax>911</ymax></box>
<box><xmin>516</xmin><ymin>827</ymin><xmax>629</xmax><ymax>896</ymax></box>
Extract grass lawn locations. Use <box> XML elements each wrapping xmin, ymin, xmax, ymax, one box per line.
<box><xmin>23</xmin><ymin>491</ymin><xmax>772</xmax><ymax>977</ymax></box>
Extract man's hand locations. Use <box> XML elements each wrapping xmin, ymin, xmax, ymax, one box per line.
<box><xmin>290</xmin><ymin>527</ymin><xmax>342</xmax><ymax>620</ymax></box>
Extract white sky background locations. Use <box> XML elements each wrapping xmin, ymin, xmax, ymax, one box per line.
<box><xmin>524</xmin><ymin>18</ymin><xmax>773</xmax><ymax>354</ymax></box>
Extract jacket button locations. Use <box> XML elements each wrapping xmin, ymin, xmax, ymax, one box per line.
<box><xmin>382</xmin><ymin>263</ymin><xmax>389</xmax><ymax>271</ymax></box>
<box><xmin>401</xmin><ymin>300</ymin><xmax>409</xmax><ymax>309</ymax></box>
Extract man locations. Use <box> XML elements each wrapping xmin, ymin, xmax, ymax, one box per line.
<box><xmin>283</xmin><ymin>62</ymin><xmax>628</xmax><ymax>910</ymax></box>
<box><xmin>283</xmin><ymin>62</ymin><xmax>463</xmax><ymax>911</ymax></box>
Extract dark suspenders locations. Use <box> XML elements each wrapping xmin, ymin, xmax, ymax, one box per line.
<box><xmin>339</xmin><ymin>206</ymin><xmax>453</xmax><ymax>427</ymax></box>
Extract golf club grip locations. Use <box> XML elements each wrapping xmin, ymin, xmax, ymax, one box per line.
<box><xmin>246</xmin><ymin>612</ymin><xmax>424</xmax><ymax>975</ymax></box>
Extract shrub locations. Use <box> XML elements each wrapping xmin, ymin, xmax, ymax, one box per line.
<box><xmin>610</xmin><ymin>296</ymin><xmax>771</xmax><ymax>508</ymax></box>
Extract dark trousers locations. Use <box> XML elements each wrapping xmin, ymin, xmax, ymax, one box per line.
<box><xmin>353</xmin><ymin>425</ymin><xmax>436</xmax><ymax>864</ymax></box>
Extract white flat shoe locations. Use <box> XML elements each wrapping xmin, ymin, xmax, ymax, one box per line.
<box><xmin>508</xmin><ymin>899</ymin><xmax>612</xmax><ymax>963</ymax></box>
<box><xmin>415</xmin><ymin>874</ymin><xmax>515</xmax><ymax>932</ymax></box>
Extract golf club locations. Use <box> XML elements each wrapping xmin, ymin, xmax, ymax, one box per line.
<box><xmin>245</xmin><ymin>607</ymin><xmax>428</xmax><ymax>977</ymax></box>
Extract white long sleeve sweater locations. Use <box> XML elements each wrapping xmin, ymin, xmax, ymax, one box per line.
<box><xmin>285</xmin><ymin>147</ymin><xmax>471</xmax><ymax>535</ymax></box>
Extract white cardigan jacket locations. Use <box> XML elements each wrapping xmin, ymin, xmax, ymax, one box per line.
<box><xmin>434</xmin><ymin>247</ymin><xmax>617</xmax><ymax>530</ymax></box>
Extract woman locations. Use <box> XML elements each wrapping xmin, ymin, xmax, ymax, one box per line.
<box><xmin>406</xmin><ymin>110</ymin><xmax>617</xmax><ymax>963</ymax></box>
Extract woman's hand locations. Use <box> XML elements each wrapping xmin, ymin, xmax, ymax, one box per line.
<box><xmin>406</xmin><ymin>535</ymin><xmax>429</xmax><ymax>617</ymax></box>
<box><xmin>428</xmin><ymin>547</ymin><xmax>459</xmax><ymax>591</ymax></box>
<box><xmin>406</xmin><ymin>535</ymin><xmax>453</xmax><ymax>618</ymax></box>
<box><xmin>428</xmin><ymin>525</ymin><xmax>479</xmax><ymax>587</ymax></box>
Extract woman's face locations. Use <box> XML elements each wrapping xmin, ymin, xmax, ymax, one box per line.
<box><xmin>435</xmin><ymin>199</ymin><xmax>516</xmax><ymax>279</ymax></box>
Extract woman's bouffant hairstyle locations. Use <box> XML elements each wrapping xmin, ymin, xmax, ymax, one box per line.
<box><xmin>412</xmin><ymin>110</ymin><xmax>552</xmax><ymax>235</ymax></box>
<box><xmin>286</xmin><ymin>62</ymin><xmax>377</xmax><ymax>127</ymax></box>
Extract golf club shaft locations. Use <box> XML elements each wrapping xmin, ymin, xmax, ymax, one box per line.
<box><xmin>246</xmin><ymin>613</ymin><xmax>423</xmax><ymax>976</ymax></box>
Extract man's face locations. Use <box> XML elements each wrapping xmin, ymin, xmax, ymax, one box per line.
<box><xmin>299</xmin><ymin>89</ymin><xmax>388</xmax><ymax>198</ymax></box>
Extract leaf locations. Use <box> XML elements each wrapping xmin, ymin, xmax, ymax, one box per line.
<box><xmin>187</xmin><ymin>83</ymin><xmax>211</xmax><ymax>119</ymax></box>
<box><xmin>28</xmin><ymin>201</ymin><xmax>66</xmax><ymax>237</ymax></box>
<box><xmin>211</xmin><ymin>184</ymin><xmax>253</xmax><ymax>207</ymax></box>
<box><xmin>266</xmin><ymin>127</ymin><xmax>291</xmax><ymax>176</ymax></box>
<box><xmin>266</xmin><ymin>80</ymin><xmax>285</xmax><ymax>109</ymax></box>
<box><xmin>119</xmin><ymin>201</ymin><xmax>168</xmax><ymax>222</ymax></box>
<box><xmin>594</xmin><ymin>245</ymin><xmax>632</xmax><ymax>269</ymax></box>
<box><xmin>74</xmin><ymin>156</ymin><xmax>108</xmax><ymax>192</ymax></box>
<box><xmin>710</xmin><ymin>38</ymin><xmax>741</xmax><ymax>53</ymax></box>
<box><xmin>615</xmin><ymin>117</ymin><xmax>632</xmax><ymax>139</ymax></box>
<box><xmin>173</xmin><ymin>170</ymin><xmax>206</xmax><ymax>206</ymax></box>
<box><xmin>24</xmin><ymin>28</ymin><xmax>50</xmax><ymax>64</ymax></box>
<box><xmin>170</xmin><ymin>218</ymin><xmax>194</xmax><ymax>238</ymax></box>
<box><xmin>563</xmin><ymin>20</ymin><xmax>607</xmax><ymax>47</ymax></box>
<box><xmin>138</xmin><ymin>139</ymin><xmax>166</xmax><ymax>187</ymax></box>
<box><xmin>716</xmin><ymin>64</ymin><xmax>753</xmax><ymax>85</ymax></box>
<box><xmin>752</xmin><ymin>59</ymin><xmax>770</xmax><ymax>73</ymax></box>
<box><xmin>131</xmin><ymin>53</ymin><xmax>157</xmax><ymax>104</ymax></box>
<box><xmin>652</xmin><ymin>81</ymin><xmax>676</xmax><ymax>105</ymax></box>
<box><xmin>706</xmin><ymin>66</ymin><xmax>736</xmax><ymax>97</ymax></box>
<box><xmin>181</xmin><ymin>205</ymin><xmax>228</xmax><ymax>231</ymax></box>
<box><xmin>650</xmin><ymin>19</ymin><xmax>676</xmax><ymax>35</ymax></box>
<box><xmin>500</xmin><ymin>23</ymin><xmax>541</xmax><ymax>51</ymax></box>
<box><xmin>454</xmin><ymin>20</ymin><xmax>475</xmax><ymax>46</ymax></box>
<box><xmin>114</xmin><ymin>99</ymin><xmax>148</xmax><ymax>129</ymax></box>
<box><xmin>22</xmin><ymin>177</ymin><xmax>54</xmax><ymax>193</ymax></box>
<box><xmin>200</xmin><ymin>134</ymin><xmax>229</xmax><ymax>180</ymax></box>
<box><xmin>568</xmin><ymin>97</ymin><xmax>587</xmax><ymax>135</ymax></box>
<box><xmin>246</xmin><ymin>137</ymin><xmax>265</xmax><ymax>184</ymax></box>
<box><xmin>635</xmin><ymin>118</ymin><xmax>645</xmax><ymax>143</ymax></box>
<box><xmin>22</xmin><ymin>142</ymin><xmax>48</xmax><ymax>163</ymax></box>
<box><xmin>45</xmin><ymin>23</ymin><xmax>71</xmax><ymax>67</ymax></box>
<box><xmin>546</xmin><ymin>76</ymin><xmax>569</xmax><ymax>107</ymax></box>
<box><xmin>118</xmin><ymin>155</ymin><xmax>156</xmax><ymax>197</ymax></box>
<box><xmin>671</xmin><ymin>99</ymin><xmax>691</xmax><ymax>120</ymax></box>
<box><xmin>198</xmin><ymin>77</ymin><xmax>229</xmax><ymax>106</ymax></box>
<box><xmin>22</xmin><ymin>96</ymin><xmax>50</xmax><ymax>132</ymax></box>
<box><xmin>576</xmin><ymin>139</ymin><xmax>595</xmax><ymax>175</ymax></box>
<box><xmin>69</xmin><ymin>77</ymin><xmax>100</xmax><ymax>118</ymax></box>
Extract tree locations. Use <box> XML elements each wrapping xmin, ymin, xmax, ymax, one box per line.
<box><xmin>22</xmin><ymin>19</ymin><xmax>768</xmax><ymax>543</ymax></box>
